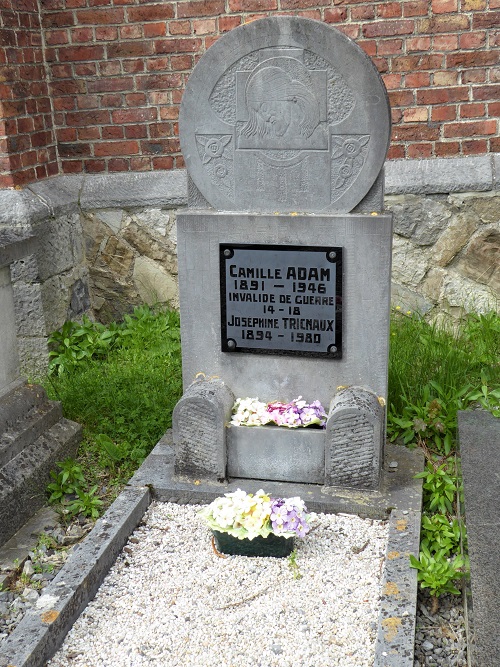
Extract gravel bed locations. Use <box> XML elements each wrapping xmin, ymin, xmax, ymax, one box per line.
<box><xmin>0</xmin><ymin>502</ymin><xmax>469</xmax><ymax>666</ymax></box>
<box><xmin>47</xmin><ymin>502</ymin><xmax>388</xmax><ymax>667</ymax></box>
<box><xmin>413</xmin><ymin>589</ymin><xmax>467</xmax><ymax>667</ymax></box>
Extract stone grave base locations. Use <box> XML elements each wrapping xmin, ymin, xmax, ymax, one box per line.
<box><xmin>0</xmin><ymin>430</ymin><xmax>422</xmax><ymax>667</ymax></box>
<box><xmin>0</xmin><ymin>382</ymin><xmax>82</xmax><ymax>547</ymax></box>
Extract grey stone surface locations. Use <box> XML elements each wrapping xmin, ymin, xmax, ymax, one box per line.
<box><xmin>30</xmin><ymin>212</ymin><xmax>83</xmax><ymax>281</ymax></box>
<box><xmin>374</xmin><ymin>509</ymin><xmax>421</xmax><ymax>667</ymax></box>
<box><xmin>79</xmin><ymin>171</ymin><xmax>187</xmax><ymax>210</ymax></box>
<box><xmin>173</xmin><ymin>379</ymin><xmax>234</xmax><ymax>481</ymax></box>
<box><xmin>325</xmin><ymin>386</ymin><xmax>384</xmax><ymax>489</ymax></box>
<box><xmin>0</xmin><ymin>230</ymin><xmax>38</xmax><ymax>269</ymax></box>
<box><xmin>0</xmin><ymin>414</ymin><xmax>81</xmax><ymax>546</ymax></box>
<box><xmin>177</xmin><ymin>211</ymin><xmax>393</xmax><ymax>408</ymax></box>
<box><xmin>387</xmin><ymin>194</ymin><xmax>451</xmax><ymax>246</ymax></box>
<box><xmin>0</xmin><ymin>266</ymin><xmax>21</xmax><ymax>391</ymax></box>
<box><xmin>227</xmin><ymin>424</ymin><xmax>325</xmax><ymax>483</ymax></box>
<box><xmin>13</xmin><ymin>281</ymin><xmax>47</xmax><ymax>336</ymax></box>
<box><xmin>27</xmin><ymin>175</ymin><xmax>83</xmax><ymax>218</ymax></box>
<box><xmin>492</xmin><ymin>152</ymin><xmax>500</xmax><ymax>190</ymax></box>
<box><xmin>0</xmin><ymin>486</ymin><xmax>150</xmax><ymax>667</ymax></box>
<box><xmin>458</xmin><ymin>410</ymin><xmax>500</xmax><ymax>667</ymax></box>
<box><xmin>180</xmin><ymin>16</ymin><xmax>390</xmax><ymax>214</ymax></box>
<box><xmin>0</xmin><ymin>190</ymin><xmax>50</xmax><ymax>227</ymax></box>
<box><xmin>385</xmin><ymin>155</ymin><xmax>494</xmax><ymax>195</ymax></box>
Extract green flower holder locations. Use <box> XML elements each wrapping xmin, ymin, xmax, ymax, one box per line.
<box><xmin>212</xmin><ymin>530</ymin><xmax>294</xmax><ymax>558</ymax></box>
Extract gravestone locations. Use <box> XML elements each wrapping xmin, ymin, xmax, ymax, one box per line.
<box><xmin>173</xmin><ymin>16</ymin><xmax>392</xmax><ymax>490</ymax></box>
<box><xmin>0</xmin><ymin>229</ymin><xmax>82</xmax><ymax>546</ymax></box>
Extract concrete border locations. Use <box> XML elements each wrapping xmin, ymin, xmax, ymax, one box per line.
<box><xmin>0</xmin><ymin>155</ymin><xmax>498</xmax><ymax>224</ymax></box>
<box><xmin>0</xmin><ymin>434</ymin><xmax>422</xmax><ymax>667</ymax></box>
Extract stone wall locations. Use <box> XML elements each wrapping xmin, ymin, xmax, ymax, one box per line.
<box><xmin>0</xmin><ymin>156</ymin><xmax>498</xmax><ymax>376</ymax></box>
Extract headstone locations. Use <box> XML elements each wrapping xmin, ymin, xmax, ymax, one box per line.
<box><xmin>173</xmin><ymin>16</ymin><xmax>392</xmax><ymax>490</ymax></box>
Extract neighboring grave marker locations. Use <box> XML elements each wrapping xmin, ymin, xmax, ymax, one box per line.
<box><xmin>174</xmin><ymin>16</ymin><xmax>392</xmax><ymax>490</ymax></box>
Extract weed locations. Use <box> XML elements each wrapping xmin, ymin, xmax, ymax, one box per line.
<box><xmin>46</xmin><ymin>459</ymin><xmax>86</xmax><ymax>503</ymax></box>
<box><xmin>287</xmin><ymin>549</ymin><xmax>302</xmax><ymax>579</ymax></box>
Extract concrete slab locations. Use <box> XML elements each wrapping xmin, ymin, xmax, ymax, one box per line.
<box><xmin>458</xmin><ymin>410</ymin><xmax>500</xmax><ymax>667</ymax></box>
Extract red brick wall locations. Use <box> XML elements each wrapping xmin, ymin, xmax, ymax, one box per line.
<box><xmin>1</xmin><ymin>0</ymin><xmax>499</xmax><ymax>185</ymax></box>
<box><xmin>0</xmin><ymin>0</ymin><xmax>59</xmax><ymax>188</ymax></box>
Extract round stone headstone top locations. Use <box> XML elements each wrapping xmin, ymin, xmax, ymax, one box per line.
<box><xmin>180</xmin><ymin>16</ymin><xmax>391</xmax><ymax>214</ymax></box>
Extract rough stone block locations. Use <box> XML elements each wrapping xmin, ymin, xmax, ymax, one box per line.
<box><xmin>173</xmin><ymin>379</ymin><xmax>234</xmax><ymax>481</ymax></box>
<box><xmin>325</xmin><ymin>386</ymin><xmax>384</xmax><ymax>489</ymax></box>
<box><xmin>12</xmin><ymin>281</ymin><xmax>47</xmax><ymax>337</ymax></box>
<box><xmin>0</xmin><ymin>266</ymin><xmax>20</xmax><ymax>391</ymax></box>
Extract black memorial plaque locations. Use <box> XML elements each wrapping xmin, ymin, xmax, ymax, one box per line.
<box><xmin>220</xmin><ymin>244</ymin><xmax>342</xmax><ymax>358</ymax></box>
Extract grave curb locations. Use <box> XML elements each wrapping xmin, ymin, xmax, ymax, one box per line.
<box><xmin>0</xmin><ymin>486</ymin><xmax>151</xmax><ymax>667</ymax></box>
<box><xmin>0</xmin><ymin>436</ymin><xmax>422</xmax><ymax>667</ymax></box>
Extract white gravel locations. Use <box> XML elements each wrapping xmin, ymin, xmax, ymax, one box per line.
<box><xmin>48</xmin><ymin>502</ymin><xmax>389</xmax><ymax>667</ymax></box>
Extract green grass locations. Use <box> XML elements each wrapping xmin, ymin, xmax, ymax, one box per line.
<box><xmin>43</xmin><ymin>305</ymin><xmax>182</xmax><ymax>493</ymax></box>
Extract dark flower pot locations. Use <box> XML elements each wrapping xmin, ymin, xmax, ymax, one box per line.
<box><xmin>212</xmin><ymin>530</ymin><xmax>294</xmax><ymax>558</ymax></box>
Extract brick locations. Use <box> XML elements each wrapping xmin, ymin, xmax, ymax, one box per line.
<box><xmin>144</xmin><ymin>23</ymin><xmax>166</xmax><ymax>38</ymax></box>
<box><xmin>53</xmin><ymin>96</ymin><xmax>76</xmax><ymax>110</ymax></box>
<box><xmin>136</xmin><ymin>73</ymin><xmax>182</xmax><ymax>90</ymax></box>
<box><xmin>433</xmin><ymin>34</ymin><xmax>458</xmax><ymax>50</ymax></box>
<box><xmin>58</xmin><ymin>45</ymin><xmax>105</xmax><ymax>61</ymax></box>
<box><xmin>51</xmin><ymin>64</ymin><xmax>73</xmax><ymax>78</ymax></box>
<box><xmin>447</xmin><ymin>52</ymin><xmax>498</xmax><ymax>68</ymax></box>
<box><xmin>403</xmin><ymin>0</ymin><xmax>428</xmax><ymax>11</ymax></box>
<box><xmin>125</xmin><ymin>93</ymin><xmax>147</xmax><ymax>106</ymax></box>
<box><xmin>403</xmin><ymin>107</ymin><xmax>429</xmax><ymax>122</ymax></box>
<box><xmin>46</xmin><ymin>29</ymin><xmax>69</xmax><ymax>45</ymax></box>
<box><xmin>352</xmin><ymin>5</ymin><xmax>375</xmax><ymax>19</ymax></box>
<box><xmin>463</xmin><ymin>69</ymin><xmax>487</xmax><ymax>83</ymax></box>
<box><xmin>84</xmin><ymin>159</ymin><xmax>107</xmax><ymax>173</ymax></box>
<box><xmin>324</xmin><ymin>7</ymin><xmax>347</xmax><ymax>22</ymax></box>
<box><xmin>417</xmin><ymin>87</ymin><xmax>469</xmax><ymax>104</ymax></box>
<box><xmin>488</xmin><ymin>101</ymin><xmax>500</xmax><ymax>117</ymax></box>
<box><xmin>419</xmin><ymin>15</ymin><xmax>469</xmax><ymax>32</ymax></box>
<box><xmin>147</xmin><ymin>57</ymin><xmax>170</xmax><ymax>71</ymax></box>
<box><xmin>107</xmin><ymin>158</ymin><xmax>129</xmax><ymax>171</ymax></box>
<box><xmin>389</xmin><ymin>90</ymin><xmax>415</xmax><ymax>106</ymax></box>
<box><xmin>140</xmin><ymin>138</ymin><xmax>179</xmax><ymax>154</ymax></box>
<box><xmin>492</xmin><ymin>68</ymin><xmax>500</xmax><ymax>82</ymax></box>
<box><xmin>335</xmin><ymin>24</ymin><xmax>360</xmax><ymax>39</ymax></box>
<box><xmin>107</xmin><ymin>41</ymin><xmax>154</xmax><ymax>58</ymax></box>
<box><xmin>378</xmin><ymin>3</ymin><xmax>402</xmax><ymax>18</ymax></box>
<box><xmin>459</xmin><ymin>31</ymin><xmax>486</xmax><ymax>50</ymax></box>
<box><xmin>406</xmin><ymin>72</ymin><xmax>431</xmax><ymax>87</ymax></box>
<box><xmin>125</xmin><ymin>125</ymin><xmax>148</xmax><ymax>139</ymax></box>
<box><xmin>123</xmin><ymin>60</ymin><xmax>145</xmax><ymax>73</ymax></box>
<box><xmin>100</xmin><ymin>94</ymin><xmax>122</xmax><ymax>107</ymax></box>
<box><xmin>393</xmin><ymin>125</ymin><xmax>440</xmax><ymax>141</ymax></box>
<box><xmin>75</xmin><ymin>8</ymin><xmax>125</xmax><ymax>25</ymax></box>
<box><xmin>387</xmin><ymin>145</ymin><xmax>405</xmax><ymax>159</ymax></box>
<box><xmin>378</xmin><ymin>38</ymin><xmax>404</xmax><ymax>55</ymax></box>
<box><xmin>87</xmin><ymin>77</ymin><xmax>134</xmax><ymax>93</ymax></box>
<box><xmin>130</xmin><ymin>157</ymin><xmax>151</xmax><ymax>170</ymax></box>
<box><xmin>152</xmin><ymin>156</ymin><xmax>174</xmax><ymax>169</ymax></box>
<box><xmin>413</xmin><ymin>54</ymin><xmax>444</xmax><ymax>70</ymax></box>
<box><xmin>473</xmin><ymin>84</ymin><xmax>500</xmax><ymax>100</ymax></box>
<box><xmin>391</xmin><ymin>108</ymin><xmax>402</xmax><ymax>123</ymax></box>
<box><xmin>159</xmin><ymin>105</ymin><xmax>179</xmax><ymax>119</ymax></box>
<box><xmin>204</xmin><ymin>35</ymin><xmax>220</xmax><ymax>49</ymax></box>
<box><xmin>177</xmin><ymin>0</ymin><xmax>224</xmax><ymax>18</ymax></box>
<box><xmin>472</xmin><ymin>11</ymin><xmax>500</xmax><ymax>29</ymax></box>
<box><xmin>193</xmin><ymin>19</ymin><xmax>216</xmax><ymax>34</ymax></box>
<box><xmin>462</xmin><ymin>139</ymin><xmax>488</xmax><ymax>155</ymax></box>
<box><xmin>95</xmin><ymin>26</ymin><xmax>118</xmax><ymax>41</ymax></box>
<box><xmin>127</xmin><ymin>5</ymin><xmax>174</xmax><ymax>22</ymax></box>
<box><xmin>111</xmin><ymin>108</ymin><xmax>157</xmax><ymax>124</ymax></box>
<box><xmin>58</xmin><ymin>142</ymin><xmax>91</xmax><ymax>157</ymax></box>
<box><xmin>168</xmin><ymin>20</ymin><xmax>191</xmax><ymax>35</ymax></box>
<box><xmin>99</xmin><ymin>61</ymin><xmax>122</xmax><ymax>76</ymax></box>
<box><xmin>433</xmin><ymin>71</ymin><xmax>458</xmax><ymax>86</ymax></box>
<box><xmin>459</xmin><ymin>103</ymin><xmax>486</xmax><ymax>118</ymax></box>
<box><xmin>94</xmin><ymin>140</ymin><xmax>139</xmax><ymax>156</ymax></box>
<box><xmin>77</xmin><ymin>94</ymin><xmax>99</xmax><ymax>109</ymax></box>
<box><xmin>382</xmin><ymin>73</ymin><xmax>403</xmax><ymax>89</ymax></box>
<box><xmin>431</xmin><ymin>0</ymin><xmax>457</xmax><ymax>13</ymax></box>
<box><xmin>363</xmin><ymin>20</ymin><xmax>414</xmax><ymax>38</ymax></box>
<box><xmin>358</xmin><ymin>40</ymin><xmax>377</xmax><ymax>56</ymax></box>
<box><xmin>219</xmin><ymin>16</ymin><xmax>242</xmax><ymax>32</ymax></box>
<box><xmin>230</xmin><ymin>0</ymin><xmax>277</xmax><ymax>8</ymax></box>
<box><xmin>443</xmin><ymin>119</ymin><xmax>497</xmax><ymax>137</ymax></box>
<box><xmin>66</xmin><ymin>109</ymin><xmax>110</xmax><ymax>126</ymax></box>
<box><xmin>155</xmin><ymin>38</ymin><xmax>202</xmax><ymax>54</ymax></box>
<box><xmin>78</xmin><ymin>127</ymin><xmax>101</xmax><ymax>141</ymax></box>
<box><xmin>42</xmin><ymin>11</ymin><xmax>75</xmax><ymax>28</ymax></box>
<box><xmin>17</xmin><ymin>117</ymin><xmax>34</xmax><ymax>133</ymax></box>
<box><xmin>408</xmin><ymin>143</ymin><xmax>433</xmax><ymax>158</ymax></box>
<box><xmin>61</xmin><ymin>161</ymin><xmax>83</xmax><ymax>173</ymax></box>
<box><xmin>174</xmin><ymin>155</ymin><xmax>184</xmax><ymax>168</ymax></box>
<box><xmin>102</xmin><ymin>125</ymin><xmax>124</xmax><ymax>139</ymax></box>
<box><xmin>462</xmin><ymin>0</ymin><xmax>486</xmax><ymax>8</ymax></box>
<box><xmin>120</xmin><ymin>24</ymin><xmax>143</xmax><ymax>39</ymax></box>
<box><xmin>149</xmin><ymin>123</ymin><xmax>174</xmax><ymax>137</ymax></box>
